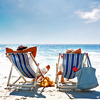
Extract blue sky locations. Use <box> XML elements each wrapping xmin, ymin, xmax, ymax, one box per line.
<box><xmin>0</xmin><ymin>0</ymin><xmax>100</xmax><ymax>44</ymax></box>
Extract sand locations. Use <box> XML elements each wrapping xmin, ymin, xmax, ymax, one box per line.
<box><xmin>0</xmin><ymin>77</ymin><xmax>100</xmax><ymax>100</ymax></box>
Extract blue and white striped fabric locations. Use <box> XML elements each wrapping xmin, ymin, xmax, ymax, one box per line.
<box><xmin>62</xmin><ymin>53</ymin><xmax>84</xmax><ymax>79</ymax></box>
<box><xmin>9</xmin><ymin>53</ymin><xmax>36</xmax><ymax>78</ymax></box>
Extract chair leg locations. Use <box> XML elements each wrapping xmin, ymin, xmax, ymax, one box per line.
<box><xmin>33</xmin><ymin>66</ymin><xmax>38</xmax><ymax>87</ymax></box>
<box><xmin>13</xmin><ymin>76</ymin><xmax>21</xmax><ymax>84</ymax></box>
<box><xmin>56</xmin><ymin>54</ymin><xmax>60</xmax><ymax>88</ymax></box>
<box><xmin>7</xmin><ymin>64</ymin><xmax>26</xmax><ymax>87</ymax></box>
<box><xmin>7</xmin><ymin>65</ymin><xmax>13</xmax><ymax>86</ymax></box>
<box><xmin>56</xmin><ymin>63</ymin><xmax>59</xmax><ymax>88</ymax></box>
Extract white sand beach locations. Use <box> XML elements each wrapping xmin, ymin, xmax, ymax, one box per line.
<box><xmin>0</xmin><ymin>77</ymin><xmax>100</xmax><ymax>100</ymax></box>
<box><xmin>0</xmin><ymin>44</ymin><xmax>100</xmax><ymax>100</ymax></box>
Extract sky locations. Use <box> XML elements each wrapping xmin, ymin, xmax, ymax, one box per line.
<box><xmin>0</xmin><ymin>0</ymin><xmax>100</xmax><ymax>44</ymax></box>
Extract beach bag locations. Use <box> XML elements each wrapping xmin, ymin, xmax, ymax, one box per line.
<box><xmin>76</xmin><ymin>55</ymin><xmax>99</xmax><ymax>90</ymax></box>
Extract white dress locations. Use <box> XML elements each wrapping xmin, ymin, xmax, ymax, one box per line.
<box><xmin>58</xmin><ymin>63</ymin><xmax>63</xmax><ymax>72</ymax></box>
<box><xmin>28</xmin><ymin>56</ymin><xmax>47</xmax><ymax>77</ymax></box>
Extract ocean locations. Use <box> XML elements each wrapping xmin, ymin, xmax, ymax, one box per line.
<box><xmin>0</xmin><ymin>44</ymin><xmax>100</xmax><ymax>80</ymax></box>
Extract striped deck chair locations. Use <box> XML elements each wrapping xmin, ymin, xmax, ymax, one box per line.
<box><xmin>56</xmin><ymin>53</ymin><xmax>88</xmax><ymax>91</ymax></box>
<box><xmin>6</xmin><ymin>53</ymin><xmax>44</xmax><ymax>90</ymax></box>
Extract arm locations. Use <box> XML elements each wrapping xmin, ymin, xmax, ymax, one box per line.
<box><xmin>6</xmin><ymin>47</ymin><xmax>22</xmax><ymax>53</ymax></box>
<box><xmin>23</xmin><ymin>46</ymin><xmax>37</xmax><ymax>58</ymax></box>
<box><xmin>6</xmin><ymin>46</ymin><xmax>37</xmax><ymax>58</ymax></box>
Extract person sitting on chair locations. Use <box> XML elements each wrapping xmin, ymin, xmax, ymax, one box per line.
<box><xmin>6</xmin><ymin>45</ymin><xmax>50</xmax><ymax>80</ymax></box>
<box><xmin>58</xmin><ymin>48</ymin><xmax>81</xmax><ymax>82</ymax></box>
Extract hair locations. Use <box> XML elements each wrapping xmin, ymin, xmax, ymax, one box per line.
<box><xmin>66</xmin><ymin>49</ymin><xmax>74</xmax><ymax>53</ymax></box>
<box><xmin>17</xmin><ymin>45</ymin><xmax>28</xmax><ymax>50</ymax></box>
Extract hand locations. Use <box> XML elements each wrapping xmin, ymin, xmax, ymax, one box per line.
<box><xmin>59</xmin><ymin>53</ymin><xmax>63</xmax><ymax>58</ymax></box>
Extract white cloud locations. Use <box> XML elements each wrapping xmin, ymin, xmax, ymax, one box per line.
<box><xmin>75</xmin><ymin>9</ymin><xmax>100</xmax><ymax>23</ymax></box>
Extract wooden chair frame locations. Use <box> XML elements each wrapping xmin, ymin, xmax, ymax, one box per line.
<box><xmin>5</xmin><ymin>53</ymin><xmax>44</xmax><ymax>90</ymax></box>
<box><xmin>55</xmin><ymin>53</ymin><xmax>88</xmax><ymax>91</ymax></box>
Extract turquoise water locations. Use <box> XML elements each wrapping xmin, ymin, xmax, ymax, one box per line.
<box><xmin>0</xmin><ymin>44</ymin><xmax>100</xmax><ymax>79</ymax></box>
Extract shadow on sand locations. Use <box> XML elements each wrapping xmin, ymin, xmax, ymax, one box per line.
<box><xmin>66</xmin><ymin>90</ymin><xmax>100</xmax><ymax>99</ymax></box>
<box><xmin>9</xmin><ymin>85</ymin><xmax>46</xmax><ymax>98</ymax></box>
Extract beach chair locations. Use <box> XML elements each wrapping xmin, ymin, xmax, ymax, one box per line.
<box><xmin>56</xmin><ymin>53</ymin><xmax>88</xmax><ymax>91</ymax></box>
<box><xmin>5</xmin><ymin>53</ymin><xmax>45</xmax><ymax>90</ymax></box>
